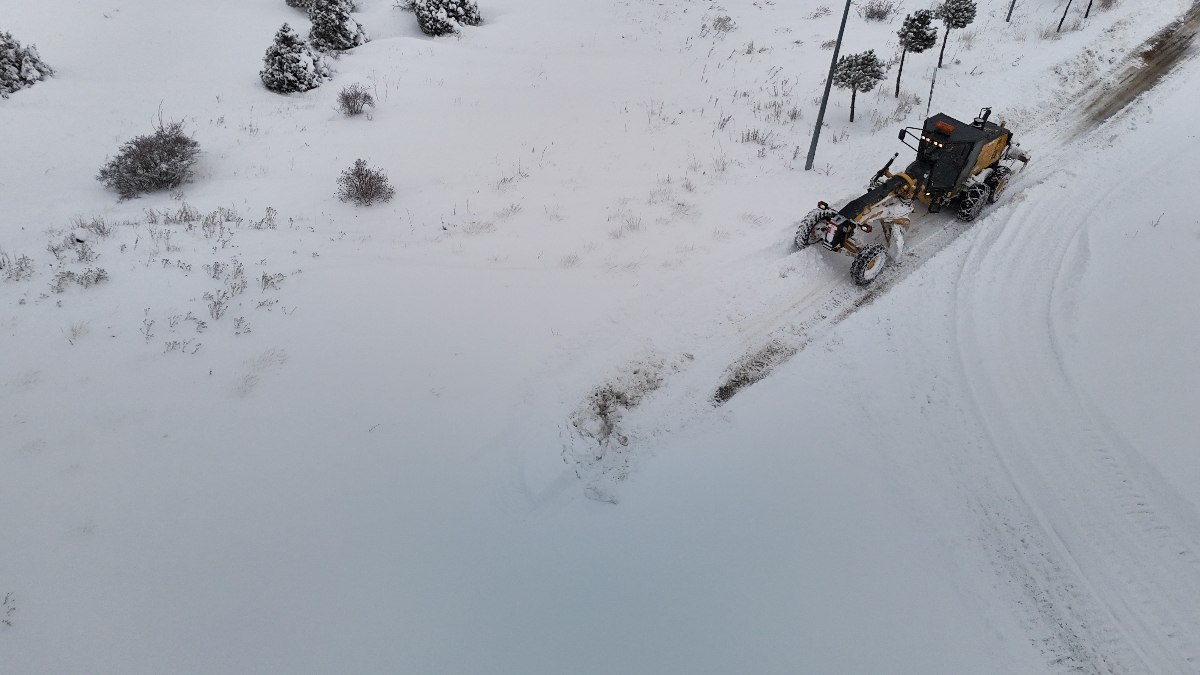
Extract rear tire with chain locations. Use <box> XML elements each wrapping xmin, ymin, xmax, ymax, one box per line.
<box><xmin>986</xmin><ymin>166</ymin><xmax>1011</xmax><ymax>204</ymax></box>
<box><xmin>850</xmin><ymin>244</ymin><xmax>888</xmax><ymax>286</ymax></box>
<box><xmin>957</xmin><ymin>183</ymin><xmax>991</xmax><ymax>222</ymax></box>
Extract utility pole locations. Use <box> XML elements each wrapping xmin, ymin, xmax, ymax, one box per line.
<box><xmin>1085</xmin><ymin>0</ymin><xmax>1094</xmax><ymax>19</ymax></box>
<box><xmin>1006</xmin><ymin>0</ymin><xmax>1018</xmax><ymax>22</ymax></box>
<box><xmin>925</xmin><ymin>64</ymin><xmax>938</xmax><ymax>119</ymax></box>
<box><xmin>805</xmin><ymin>0</ymin><xmax>853</xmax><ymax>171</ymax></box>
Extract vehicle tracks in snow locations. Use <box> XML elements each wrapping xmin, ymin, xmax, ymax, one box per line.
<box><xmin>944</xmin><ymin>127</ymin><xmax>1200</xmax><ymax>672</ymax></box>
<box><xmin>710</xmin><ymin>216</ymin><xmax>971</xmax><ymax>405</ymax></box>
<box><xmin>554</xmin><ymin>207</ymin><xmax>981</xmax><ymax>502</ymax></box>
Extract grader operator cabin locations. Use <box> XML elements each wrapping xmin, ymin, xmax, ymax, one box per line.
<box><xmin>796</xmin><ymin>107</ymin><xmax>1031</xmax><ymax>285</ymax></box>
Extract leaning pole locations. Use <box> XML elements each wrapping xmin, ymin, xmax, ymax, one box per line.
<box><xmin>805</xmin><ymin>0</ymin><xmax>854</xmax><ymax>171</ymax></box>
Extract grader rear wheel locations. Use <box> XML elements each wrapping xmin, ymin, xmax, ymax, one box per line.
<box><xmin>957</xmin><ymin>183</ymin><xmax>991</xmax><ymax>222</ymax></box>
<box><xmin>986</xmin><ymin>166</ymin><xmax>1012</xmax><ymax>204</ymax></box>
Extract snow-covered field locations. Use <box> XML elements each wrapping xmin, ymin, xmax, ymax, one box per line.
<box><xmin>3</xmin><ymin>0</ymin><xmax>1199</xmax><ymax>672</ymax></box>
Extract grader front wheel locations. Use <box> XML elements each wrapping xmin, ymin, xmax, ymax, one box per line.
<box><xmin>850</xmin><ymin>244</ymin><xmax>888</xmax><ymax>286</ymax></box>
<box><xmin>794</xmin><ymin>208</ymin><xmax>827</xmax><ymax>249</ymax></box>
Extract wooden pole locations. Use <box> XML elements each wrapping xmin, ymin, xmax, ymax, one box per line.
<box><xmin>805</xmin><ymin>0</ymin><xmax>854</xmax><ymax>171</ymax></box>
<box><xmin>925</xmin><ymin>63</ymin><xmax>938</xmax><ymax>119</ymax></box>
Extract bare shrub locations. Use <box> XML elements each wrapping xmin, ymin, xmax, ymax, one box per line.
<box><xmin>2</xmin><ymin>592</ymin><xmax>15</xmax><ymax>628</ymax></box>
<box><xmin>74</xmin><ymin>241</ymin><xmax>97</xmax><ymax>263</ymax></box>
<box><xmin>260</xmin><ymin>272</ymin><xmax>285</xmax><ymax>291</ymax></box>
<box><xmin>337</xmin><ymin>159</ymin><xmax>395</xmax><ymax>205</ymax></box>
<box><xmin>1036</xmin><ymin>19</ymin><xmax>1084</xmax><ymax>39</ymax></box>
<box><xmin>712</xmin><ymin>15</ymin><xmax>736</xmax><ymax>33</ymax></box>
<box><xmin>72</xmin><ymin>216</ymin><xmax>116</xmax><ymax>238</ymax></box>
<box><xmin>858</xmin><ymin>0</ymin><xmax>901</xmax><ymax>22</ymax></box>
<box><xmin>248</xmin><ymin>207</ymin><xmax>278</xmax><ymax>230</ymax></box>
<box><xmin>739</xmin><ymin>128</ymin><xmax>774</xmax><ymax>145</ymax></box>
<box><xmin>164</xmin><ymin>202</ymin><xmax>201</xmax><ymax>224</ymax></box>
<box><xmin>1</xmin><ymin>250</ymin><xmax>34</xmax><ymax>281</ymax></box>
<box><xmin>205</xmin><ymin>289</ymin><xmax>231</xmax><ymax>319</ymax></box>
<box><xmin>97</xmin><ymin>116</ymin><xmax>200</xmax><ymax>200</ymax></box>
<box><xmin>806</xmin><ymin>5</ymin><xmax>832</xmax><ymax>19</ymax></box>
<box><xmin>62</xmin><ymin>321</ymin><xmax>89</xmax><ymax>345</ymax></box>
<box><xmin>50</xmin><ymin>268</ymin><xmax>108</xmax><ymax>293</ymax></box>
<box><xmin>337</xmin><ymin>83</ymin><xmax>375</xmax><ymax>116</ymax></box>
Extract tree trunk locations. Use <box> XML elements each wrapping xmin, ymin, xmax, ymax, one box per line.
<box><xmin>850</xmin><ymin>88</ymin><xmax>857</xmax><ymax>122</ymax></box>
<box><xmin>938</xmin><ymin>25</ymin><xmax>950</xmax><ymax>67</ymax></box>
<box><xmin>925</xmin><ymin>64</ymin><xmax>938</xmax><ymax>119</ymax></box>
<box><xmin>1058</xmin><ymin>0</ymin><xmax>1075</xmax><ymax>32</ymax></box>
<box><xmin>895</xmin><ymin>48</ymin><xmax>907</xmax><ymax>97</ymax></box>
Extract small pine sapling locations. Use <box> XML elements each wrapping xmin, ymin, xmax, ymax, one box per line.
<box><xmin>309</xmin><ymin>0</ymin><xmax>368</xmax><ymax>52</ymax></box>
<box><xmin>896</xmin><ymin>10</ymin><xmax>938</xmax><ymax>97</ymax></box>
<box><xmin>260</xmin><ymin>23</ymin><xmax>330</xmax><ymax>93</ymax></box>
<box><xmin>832</xmin><ymin>50</ymin><xmax>886</xmax><ymax>123</ymax></box>
<box><xmin>413</xmin><ymin>0</ymin><xmax>482</xmax><ymax>37</ymax></box>
<box><xmin>936</xmin><ymin>0</ymin><xmax>977</xmax><ymax>67</ymax></box>
<box><xmin>0</xmin><ymin>30</ymin><xmax>54</xmax><ymax>98</ymax></box>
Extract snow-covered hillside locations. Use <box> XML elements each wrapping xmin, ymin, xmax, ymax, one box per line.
<box><xmin>3</xmin><ymin>0</ymin><xmax>1199</xmax><ymax>672</ymax></box>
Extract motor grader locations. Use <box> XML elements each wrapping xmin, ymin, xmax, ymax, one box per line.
<box><xmin>795</xmin><ymin>107</ymin><xmax>1030</xmax><ymax>285</ymax></box>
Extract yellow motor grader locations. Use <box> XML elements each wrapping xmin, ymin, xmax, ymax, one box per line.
<box><xmin>795</xmin><ymin>107</ymin><xmax>1030</xmax><ymax>285</ymax></box>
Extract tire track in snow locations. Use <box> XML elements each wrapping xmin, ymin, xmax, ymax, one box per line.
<box><xmin>710</xmin><ymin>215</ymin><xmax>973</xmax><ymax>404</ymax></box>
<box><xmin>557</xmin><ymin>208</ymin><xmax>981</xmax><ymax>501</ymax></box>
<box><xmin>945</xmin><ymin>128</ymin><xmax>1200</xmax><ymax>672</ymax></box>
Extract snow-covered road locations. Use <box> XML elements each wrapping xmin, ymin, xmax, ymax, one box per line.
<box><xmin>3</xmin><ymin>0</ymin><xmax>1199</xmax><ymax>672</ymax></box>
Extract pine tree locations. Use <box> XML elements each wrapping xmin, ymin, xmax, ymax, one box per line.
<box><xmin>260</xmin><ymin>23</ymin><xmax>330</xmax><ymax>94</ymax></box>
<box><xmin>895</xmin><ymin>10</ymin><xmax>937</xmax><ymax>97</ymax></box>
<box><xmin>832</xmin><ymin>50</ymin><xmax>886</xmax><ymax>123</ymax></box>
<box><xmin>285</xmin><ymin>0</ymin><xmax>313</xmax><ymax>9</ymax></box>
<box><xmin>0</xmin><ymin>30</ymin><xmax>54</xmax><ymax>98</ymax></box>
<box><xmin>413</xmin><ymin>0</ymin><xmax>482</xmax><ymax>37</ymax></box>
<box><xmin>936</xmin><ymin>0</ymin><xmax>977</xmax><ymax>68</ymax></box>
<box><xmin>308</xmin><ymin>0</ymin><xmax>368</xmax><ymax>52</ymax></box>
